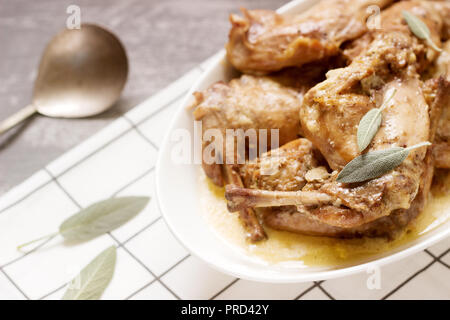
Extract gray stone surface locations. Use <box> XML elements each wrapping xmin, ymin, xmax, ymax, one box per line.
<box><xmin>0</xmin><ymin>0</ymin><xmax>286</xmax><ymax>194</ymax></box>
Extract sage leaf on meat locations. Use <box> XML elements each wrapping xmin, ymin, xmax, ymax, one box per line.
<box><xmin>62</xmin><ymin>246</ymin><xmax>116</xmax><ymax>300</ymax></box>
<box><xmin>402</xmin><ymin>11</ymin><xmax>442</xmax><ymax>52</ymax></box>
<box><xmin>17</xmin><ymin>196</ymin><xmax>150</xmax><ymax>251</ymax></box>
<box><xmin>337</xmin><ymin>142</ymin><xmax>431</xmax><ymax>183</ymax></box>
<box><xmin>357</xmin><ymin>88</ymin><xmax>397</xmax><ymax>152</ymax></box>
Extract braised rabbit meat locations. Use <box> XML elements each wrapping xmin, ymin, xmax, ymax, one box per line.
<box><xmin>192</xmin><ymin>0</ymin><xmax>450</xmax><ymax>242</ymax></box>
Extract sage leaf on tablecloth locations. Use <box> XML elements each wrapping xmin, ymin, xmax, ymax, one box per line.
<box><xmin>62</xmin><ymin>246</ymin><xmax>116</xmax><ymax>300</ymax></box>
<box><xmin>337</xmin><ymin>142</ymin><xmax>431</xmax><ymax>183</ymax></box>
<box><xmin>60</xmin><ymin>196</ymin><xmax>149</xmax><ymax>242</ymax></box>
<box><xmin>357</xmin><ymin>88</ymin><xmax>397</xmax><ymax>152</ymax></box>
<box><xmin>402</xmin><ymin>11</ymin><xmax>442</xmax><ymax>52</ymax></box>
<box><xmin>17</xmin><ymin>196</ymin><xmax>149</xmax><ymax>251</ymax></box>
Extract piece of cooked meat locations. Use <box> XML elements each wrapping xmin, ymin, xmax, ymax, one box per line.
<box><xmin>225</xmin><ymin>138</ymin><xmax>321</xmax><ymax>242</ymax></box>
<box><xmin>239</xmin><ymin>138</ymin><xmax>323</xmax><ymax>192</ymax></box>
<box><xmin>428</xmin><ymin>0</ymin><xmax>450</xmax><ymax>40</ymax></box>
<box><xmin>384</xmin><ymin>1</ymin><xmax>444</xmax><ymax>69</ymax></box>
<box><xmin>224</xmin><ymin>164</ymin><xmax>267</xmax><ymax>242</ymax></box>
<box><xmin>264</xmin><ymin>149</ymin><xmax>434</xmax><ymax>238</ymax></box>
<box><xmin>341</xmin><ymin>33</ymin><xmax>374</xmax><ymax>64</ymax></box>
<box><xmin>191</xmin><ymin>72</ymin><xmax>323</xmax><ymax>187</ymax></box>
<box><xmin>343</xmin><ymin>0</ymin><xmax>445</xmax><ymax>67</ymax></box>
<box><xmin>431</xmin><ymin>41</ymin><xmax>450</xmax><ymax>168</ymax></box>
<box><xmin>233</xmin><ymin>138</ymin><xmax>333</xmax><ymax>237</ymax></box>
<box><xmin>268</xmin><ymin>61</ymin><xmax>336</xmax><ymax>93</ymax></box>
<box><xmin>226</xmin><ymin>0</ymin><xmax>394</xmax><ymax>74</ymax></box>
<box><xmin>263</xmin><ymin>206</ymin><xmax>349</xmax><ymax>237</ymax></box>
<box><xmin>191</xmin><ymin>75</ymin><xmax>302</xmax><ymax>186</ymax></box>
<box><xmin>432</xmin><ymin>168</ymin><xmax>450</xmax><ymax>196</ymax></box>
<box><xmin>301</xmin><ymin>35</ymin><xmax>436</xmax><ymax>170</ymax></box>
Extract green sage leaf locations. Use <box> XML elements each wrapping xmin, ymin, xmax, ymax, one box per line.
<box><xmin>402</xmin><ymin>11</ymin><xmax>442</xmax><ymax>52</ymax></box>
<box><xmin>62</xmin><ymin>246</ymin><xmax>116</xmax><ymax>300</ymax></box>
<box><xmin>357</xmin><ymin>88</ymin><xmax>396</xmax><ymax>152</ymax></box>
<box><xmin>357</xmin><ymin>108</ymin><xmax>382</xmax><ymax>152</ymax></box>
<box><xmin>60</xmin><ymin>196</ymin><xmax>150</xmax><ymax>242</ymax></box>
<box><xmin>17</xmin><ymin>196</ymin><xmax>150</xmax><ymax>251</ymax></box>
<box><xmin>337</xmin><ymin>142</ymin><xmax>431</xmax><ymax>183</ymax></box>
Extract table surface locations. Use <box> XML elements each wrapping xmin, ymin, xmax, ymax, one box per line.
<box><xmin>0</xmin><ymin>0</ymin><xmax>286</xmax><ymax>195</ymax></box>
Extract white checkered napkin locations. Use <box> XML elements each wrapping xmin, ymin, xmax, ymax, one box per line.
<box><xmin>0</xmin><ymin>56</ymin><xmax>449</xmax><ymax>300</ymax></box>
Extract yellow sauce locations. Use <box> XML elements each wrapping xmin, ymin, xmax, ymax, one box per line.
<box><xmin>198</xmin><ymin>169</ymin><xmax>450</xmax><ymax>268</ymax></box>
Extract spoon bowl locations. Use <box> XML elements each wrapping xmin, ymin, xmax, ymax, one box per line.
<box><xmin>34</xmin><ymin>24</ymin><xmax>128</xmax><ymax>118</ymax></box>
<box><xmin>0</xmin><ymin>23</ymin><xmax>128</xmax><ymax>134</ymax></box>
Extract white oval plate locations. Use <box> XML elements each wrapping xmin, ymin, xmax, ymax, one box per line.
<box><xmin>156</xmin><ymin>0</ymin><xmax>450</xmax><ymax>283</ymax></box>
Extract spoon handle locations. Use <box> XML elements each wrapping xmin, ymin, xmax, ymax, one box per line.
<box><xmin>0</xmin><ymin>104</ymin><xmax>37</xmax><ymax>135</ymax></box>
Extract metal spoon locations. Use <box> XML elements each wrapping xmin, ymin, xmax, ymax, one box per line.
<box><xmin>0</xmin><ymin>23</ymin><xmax>128</xmax><ymax>135</ymax></box>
